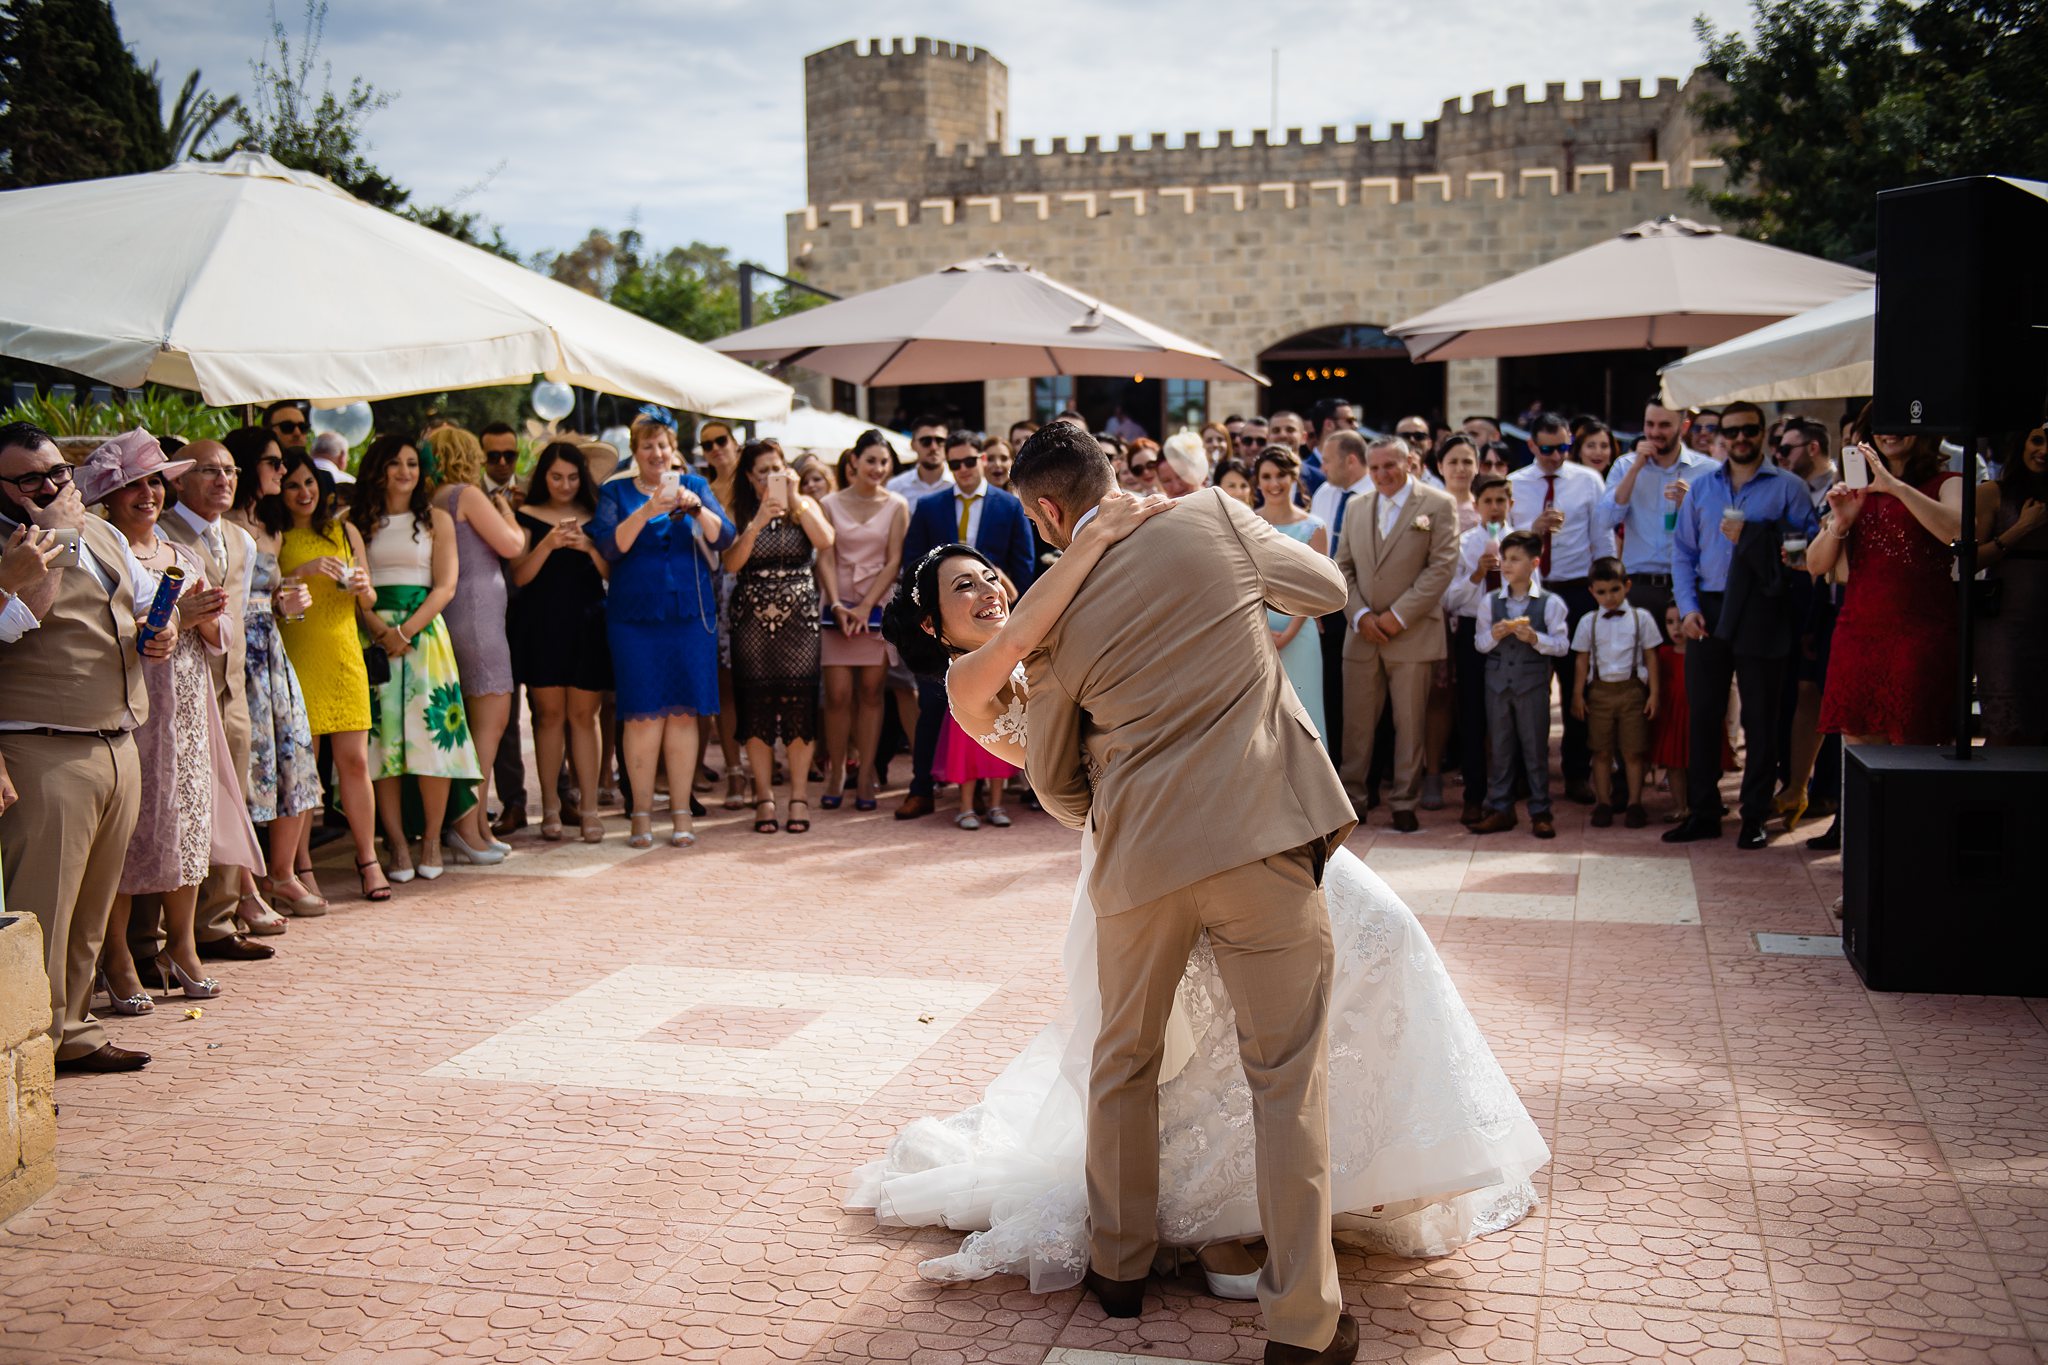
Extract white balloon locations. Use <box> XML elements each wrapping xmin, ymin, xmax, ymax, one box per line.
<box><xmin>310</xmin><ymin>401</ymin><xmax>373</xmax><ymax>446</ymax></box>
<box><xmin>531</xmin><ymin>380</ymin><xmax>575</xmax><ymax>422</ymax></box>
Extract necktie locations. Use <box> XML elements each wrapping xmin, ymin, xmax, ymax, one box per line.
<box><xmin>958</xmin><ymin>492</ymin><xmax>973</xmax><ymax>540</ymax></box>
<box><xmin>206</xmin><ymin>522</ymin><xmax>227</xmax><ymax>570</ymax></box>
<box><xmin>1540</xmin><ymin>475</ymin><xmax>1557</xmax><ymax>576</ymax></box>
<box><xmin>1330</xmin><ymin>489</ymin><xmax>1353</xmax><ymax>542</ymax></box>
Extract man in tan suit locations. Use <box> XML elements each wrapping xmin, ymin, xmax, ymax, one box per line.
<box><xmin>141</xmin><ymin>440</ymin><xmax>276</xmax><ymax>963</ymax></box>
<box><xmin>0</xmin><ymin>423</ymin><xmax>168</xmax><ymax>1073</ymax></box>
<box><xmin>1013</xmin><ymin>423</ymin><xmax>1360</xmax><ymax>1365</ymax></box>
<box><xmin>1333</xmin><ymin>435</ymin><xmax>1459</xmax><ymax>831</ymax></box>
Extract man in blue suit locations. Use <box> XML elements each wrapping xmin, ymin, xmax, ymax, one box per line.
<box><xmin>895</xmin><ymin>430</ymin><xmax>1038</xmax><ymax>819</ymax></box>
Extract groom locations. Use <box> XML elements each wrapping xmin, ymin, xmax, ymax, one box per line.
<box><xmin>1011</xmin><ymin>423</ymin><xmax>1360</xmax><ymax>1364</ymax></box>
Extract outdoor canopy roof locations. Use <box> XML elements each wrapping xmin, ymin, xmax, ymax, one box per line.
<box><xmin>1387</xmin><ymin>217</ymin><xmax>1874</xmax><ymax>363</ymax></box>
<box><xmin>0</xmin><ymin>153</ymin><xmax>792</xmax><ymax>419</ymax></box>
<box><xmin>709</xmin><ymin>253</ymin><xmax>1264</xmax><ymax>387</ymax></box>
<box><xmin>1659</xmin><ymin>287</ymin><xmax>1876</xmax><ymax>409</ymax></box>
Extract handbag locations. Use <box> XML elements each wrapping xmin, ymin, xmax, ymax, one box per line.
<box><xmin>346</xmin><ymin>534</ymin><xmax>393</xmax><ymax>685</ymax></box>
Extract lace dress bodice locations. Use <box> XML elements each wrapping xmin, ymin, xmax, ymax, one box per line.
<box><xmin>948</xmin><ymin>662</ymin><xmax>1029</xmax><ymax>768</ymax></box>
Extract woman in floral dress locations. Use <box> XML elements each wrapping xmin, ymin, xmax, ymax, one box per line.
<box><xmin>348</xmin><ymin>435</ymin><xmax>482</xmax><ymax>882</ymax></box>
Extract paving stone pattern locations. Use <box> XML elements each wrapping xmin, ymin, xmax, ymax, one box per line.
<box><xmin>3</xmin><ymin>761</ymin><xmax>2045</xmax><ymax>1363</ymax></box>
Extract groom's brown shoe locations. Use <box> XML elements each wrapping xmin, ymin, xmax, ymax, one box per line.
<box><xmin>1082</xmin><ymin>1267</ymin><xmax>1147</xmax><ymax>1319</ymax></box>
<box><xmin>1265</xmin><ymin>1312</ymin><xmax>1359</xmax><ymax>1364</ymax></box>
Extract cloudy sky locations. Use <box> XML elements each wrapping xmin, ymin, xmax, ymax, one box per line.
<box><xmin>118</xmin><ymin>0</ymin><xmax>1753</xmax><ymax>270</ymax></box>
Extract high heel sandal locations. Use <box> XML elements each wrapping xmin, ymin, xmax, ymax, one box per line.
<box><xmin>670</xmin><ymin>813</ymin><xmax>698</xmax><ymax>848</ymax></box>
<box><xmin>627</xmin><ymin>812</ymin><xmax>654</xmax><ymax>849</ymax></box>
<box><xmin>581</xmin><ymin>815</ymin><xmax>605</xmax><ymax>844</ymax></box>
<box><xmin>539</xmin><ymin>805</ymin><xmax>564</xmax><ymax>841</ymax></box>
<box><xmin>753</xmin><ymin>799</ymin><xmax>780</xmax><ymax>835</ymax></box>
<box><xmin>723</xmin><ymin>771</ymin><xmax>751</xmax><ymax>810</ymax></box>
<box><xmin>784</xmin><ymin>800</ymin><xmax>810</xmax><ymax>834</ymax></box>
<box><xmin>294</xmin><ymin>859</ymin><xmax>325</xmax><ymax>900</ymax></box>
<box><xmin>259</xmin><ymin>874</ymin><xmax>328</xmax><ymax>916</ymax></box>
<box><xmin>357</xmin><ymin>858</ymin><xmax>392</xmax><ymax>902</ymax></box>
<box><xmin>237</xmin><ymin>891</ymin><xmax>289</xmax><ymax>936</ymax></box>
<box><xmin>95</xmin><ymin>967</ymin><xmax>154</xmax><ymax>1016</ymax></box>
<box><xmin>152</xmin><ymin>954</ymin><xmax>221</xmax><ymax>1000</ymax></box>
<box><xmin>1773</xmin><ymin>785</ymin><xmax>1809</xmax><ymax>833</ymax></box>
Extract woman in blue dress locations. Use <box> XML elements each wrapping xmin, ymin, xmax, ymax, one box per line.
<box><xmin>1253</xmin><ymin>446</ymin><xmax>1328</xmax><ymax>743</ymax></box>
<box><xmin>591</xmin><ymin>417</ymin><xmax>736</xmax><ymax>848</ymax></box>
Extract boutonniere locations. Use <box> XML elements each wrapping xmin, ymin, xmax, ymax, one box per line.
<box><xmin>1411</xmin><ymin>513</ymin><xmax>1432</xmax><ymax>532</ymax></box>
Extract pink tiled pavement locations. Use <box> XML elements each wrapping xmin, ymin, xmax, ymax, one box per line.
<box><xmin>4</xmin><ymin>762</ymin><xmax>2046</xmax><ymax>1364</ymax></box>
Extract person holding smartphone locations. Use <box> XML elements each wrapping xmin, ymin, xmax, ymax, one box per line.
<box><xmin>723</xmin><ymin>441</ymin><xmax>836</xmax><ymax>834</ymax></box>
<box><xmin>591</xmin><ymin>416</ymin><xmax>736</xmax><ymax>848</ymax></box>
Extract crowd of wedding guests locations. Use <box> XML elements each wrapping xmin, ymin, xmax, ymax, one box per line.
<box><xmin>2</xmin><ymin>393</ymin><xmax>2041</xmax><ymax>1073</ymax></box>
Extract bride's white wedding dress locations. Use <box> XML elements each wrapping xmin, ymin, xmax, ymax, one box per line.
<box><xmin>847</xmin><ymin>677</ymin><xmax>1551</xmax><ymax>1293</ymax></box>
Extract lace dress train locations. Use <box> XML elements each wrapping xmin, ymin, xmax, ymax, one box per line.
<box><xmin>846</xmin><ymin>833</ymin><xmax>1551</xmax><ymax>1292</ymax></box>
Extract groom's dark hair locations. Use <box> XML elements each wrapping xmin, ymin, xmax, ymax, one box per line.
<box><xmin>1012</xmin><ymin>420</ymin><xmax>1115</xmax><ymax>523</ymax></box>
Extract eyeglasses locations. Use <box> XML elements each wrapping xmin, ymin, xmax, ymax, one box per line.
<box><xmin>701</xmin><ymin>434</ymin><xmax>732</xmax><ymax>450</ymax></box>
<box><xmin>1721</xmin><ymin>422</ymin><xmax>1763</xmax><ymax>439</ymax></box>
<box><xmin>256</xmin><ymin>455</ymin><xmax>284</xmax><ymax>471</ymax></box>
<box><xmin>914</xmin><ymin>435</ymin><xmax>945</xmax><ymax>448</ymax></box>
<box><xmin>271</xmin><ymin>420</ymin><xmax>309</xmax><ymax>435</ymax></box>
<box><xmin>1777</xmin><ymin>441</ymin><xmax>1807</xmax><ymax>456</ymax></box>
<box><xmin>191</xmin><ymin>466</ymin><xmax>237</xmax><ymax>480</ymax></box>
<box><xmin>1479</xmin><ymin>456</ymin><xmax>1510</xmax><ymax>470</ymax></box>
<box><xmin>1127</xmin><ymin>459</ymin><xmax>1158</xmax><ymax>475</ymax></box>
<box><xmin>947</xmin><ymin>455</ymin><xmax>980</xmax><ymax>470</ymax></box>
<box><xmin>1535</xmin><ymin>442</ymin><xmax>1570</xmax><ymax>456</ymax></box>
<box><xmin>485</xmin><ymin>450</ymin><xmax>519</xmax><ymax>462</ymax></box>
<box><xmin>1238</xmin><ymin>432</ymin><xmax>1266</xmax><ymax>445</ymax></box>
<box><xmin>1397</xmin><ymin>429</ymin><xmax>1430</xmax><ymax>440</ymax></box>
<box><xmin>0</xmin><ymin>464</ymin><xmax>74</xmax><ymax>491</ymax></box>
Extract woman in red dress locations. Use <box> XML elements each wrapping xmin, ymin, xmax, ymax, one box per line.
<box><xmin>1808</xmin><ymin>417</ymin><xmax>1964</xmax><ymax>753</ymax></box>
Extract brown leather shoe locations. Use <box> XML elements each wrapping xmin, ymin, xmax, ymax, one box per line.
<box><xmin>895</xmin><ymin>794</ymin><xmax>936</xmax><ymax>820</ymax></box>
<box><xmin>196</xmin><ymin>934</ymin><xmax>275</xmax><ymax>962</ymax></box>
<box><xmin>1082</xmin><ymin>1267</ymin><xmax>1147</xmax><ymax>1319</ymax></box>
<box><xmin>1469</xmin><ymin>808</ymin><xmax>1517</xmax><ymax>835</ymax></box>
<box><xmin>492</xmin><ymin>806</ymin><xmax>528</xmax><ymax>837</ymax></box>
<box><xmin>1390</xmin><ymin>810</ymin><xmax>1420</xmax><ymax>834</ymax></box>
<box><xmin>1460</xmin><ymin>800</ymin><xmax>1486</xmax><ymax>827</ymax></box>
<box><xmin>1531</xmin><ymin>814</ymin><xmax>1557</xmax><ymax>839</ymax></box>
<box><xmin>56</xmin><ymin>1043</ymin><xmax>151</xmax><ymax>1073</ymax></box>
<box><xmin>1265</xmin><ymin>1312</ymin><xmax>1359</xmax><ymax>1364</ymax></box>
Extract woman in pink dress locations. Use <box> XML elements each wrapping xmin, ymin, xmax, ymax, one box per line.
<box><xmin>817</xmin><ymin>432</ymin><xmax>908</xmax><ymax>811</ymax></box>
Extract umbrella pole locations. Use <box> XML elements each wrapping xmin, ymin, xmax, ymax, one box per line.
<box><xmin>1951</xmin><ymin>435</ymin><xmax>1977</xmax><ymax>764</ymax></box>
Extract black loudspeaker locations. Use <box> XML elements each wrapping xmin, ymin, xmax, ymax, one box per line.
<box><xmin>1841</xmin><ymin>745</ymin><xmax>2048</xmax><ymax>995</ymax></box>
<box><xmin>1873</xmin><ymin>176</ymin><xmax>2048</xmax><ymax>435</ymax></box>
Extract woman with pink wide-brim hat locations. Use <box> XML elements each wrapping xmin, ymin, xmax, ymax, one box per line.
<box><xmin>82</xmin><ymin>429</ymin><xmax>264</xmax><ymax>1015</ymax></box>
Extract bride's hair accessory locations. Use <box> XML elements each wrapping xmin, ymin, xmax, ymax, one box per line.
<box><xmin>908</xmin><ymin>545</ymin><xmax>951</xmax><ymax>607</ymax></box>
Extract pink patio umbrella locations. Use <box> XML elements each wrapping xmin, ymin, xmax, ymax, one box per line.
<box><xmin>1387</xmin><ymin>217</ymin><xmax>1873</xmax><ymax>362</ymax></box>
<box><xmin>708</xmin><ymin>253</ymin><xmax>1262</xmax><ymax>386</ymax></box>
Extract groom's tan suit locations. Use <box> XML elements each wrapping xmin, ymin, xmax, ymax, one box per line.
<box><xmin>1025</xmin><ymin>488</ymin><xmax>1355</xmax><ymax>1349</ymax></box>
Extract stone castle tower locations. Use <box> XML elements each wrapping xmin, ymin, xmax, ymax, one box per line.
<box><xmin>791</xmin><ymin>38</ymin><xmax>1724</xmax><ymax>430</ymax></box>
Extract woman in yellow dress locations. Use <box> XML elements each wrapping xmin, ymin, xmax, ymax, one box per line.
<box><xmin>268</xmin><ymin>450</ymin><xmax>390</xmax><ymax>901</ymax></box>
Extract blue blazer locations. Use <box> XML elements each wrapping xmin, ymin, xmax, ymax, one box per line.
<box><xmin>903</xmin><ymin>483</ymin><xmax>1037</xmax><ymax>595</ymax></box>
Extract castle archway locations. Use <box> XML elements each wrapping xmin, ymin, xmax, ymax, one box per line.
<box><xmin>1258</xmin><ymin>325</ymin><xmax>1446</xmax><ymax>432</ymax></box>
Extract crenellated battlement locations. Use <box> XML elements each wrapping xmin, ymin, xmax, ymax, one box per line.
<box><xmin>806</xmin><ymin>36</ymin><xmax>997</xmax><ymax>64</ymax></box>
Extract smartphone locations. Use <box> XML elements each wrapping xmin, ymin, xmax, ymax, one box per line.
<box><xmin>48</xmin><ymin>526</ymin><xmax>81</xmax><ymax>567</ymax></box>
<box><xmin>1842</xmin><ymin>445</ymin><xmax>1871</xmax><ymax>489</ymax></box>
<box><xmin>659</xmin><ymin>469</ymin><xmax>680</xmax><ymax>499</ymax></box>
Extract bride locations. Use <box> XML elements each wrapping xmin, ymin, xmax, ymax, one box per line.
<box><xmin>852</xmin><ymin>491</ymin><xmax>1550</xmax><ymax>1297</ymax></box>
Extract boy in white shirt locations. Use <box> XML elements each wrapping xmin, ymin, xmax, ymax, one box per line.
<box><xmin>1471</xmin><ymin>531</ymin><xmax>1571</xmax><ymax>839</ymax></box>
<box><xmin>1570</xmin><ymin>556</ymin><xmax>1661</xmax><ymax>828</ymax></box>
<box><xmin>1446</xmin><ymin>474</ymin><xmax>1522</xmax><ymax>825</ymax></box>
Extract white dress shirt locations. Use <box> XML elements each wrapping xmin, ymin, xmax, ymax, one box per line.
<box><xmin>1508</xmin><ymin>460</ymin><xmax>1613</xmax><ymax>580</ymax></box>
<box><xmin>1374</xmin><ymin>479</ymin><xmax>1413</xmax><ymax>540</ymax></box>
<box><xmin>1308</xmin><ymin>476</ymin><xmax>1362</xmax><ymax>557</ymax></box>
<box><xmin>887</xmin><ymin>465</ymin><xmax>953</xmax><ymax>501</ymax></box>
<box><xmin>1472</xmin><ymin>585</ymin><xmax>1572</xmax><ymax>658</ymax></box>
<box><xmin>167</xmin><ymin>501</ymin><xmax>256</xmax><ymax>603</ymax></box>
<box><xmin>1571</xmin><ymin>604</ymin><xmax>1658</xmax><ymax>683</ymax></box>
<box><xmin>952</xmin><ymin>483</ymin><xmax>987</xmax><ymax>544</ymax></box>
<box><xmin>1443</xmin><ymin>523</ymin><xmax>1545</xmax><ymax>621</ymax></box>
<box><xmin>0</xmin><ymin>591</ymin><xmax>37</xmax><ymax>643</ymax></box>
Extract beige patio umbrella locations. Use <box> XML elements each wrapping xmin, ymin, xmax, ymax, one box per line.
<box><xmin>1659</xmin><ymin>287</ymin><xmax>1876</xmax><ymax>408</ymax></box>
<box><xmin>0</xmin><ymin>152</ymin><xmax>792</xmax><ymax>419</ymax></box>
<box><xmin>1387</xmin><ymin>217</ymin><xmax>1873</xmax><ymax>362</ymax></box>
<box><xmin>708</xmin><ymin>253</ymin><xmax>1263</xmax><ymax>385</ymax></box>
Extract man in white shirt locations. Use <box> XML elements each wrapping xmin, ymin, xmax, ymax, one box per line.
<box><xmin>1600</xmin><ymin>398</ymin><xmax>1714</xmax><ymax>622</ymax></box>
<box><xmin>309</xmin><ymin>430</ymin><xmax>356</xmax><ymax>487</ymax></box>
<box><xmin>1507</xmin><ymin>413</ymin><xmax>1614</xmax><ymax>805</ymax></box>
<box><xmin>1308</xmin><ymin>430</ymin><xmax>1370</xmax><ymax>767</ymax></box>
<box><xmin>886</xmin><ymin>415</ymin><xmax>954</xmax><ymax>500</ymax></box>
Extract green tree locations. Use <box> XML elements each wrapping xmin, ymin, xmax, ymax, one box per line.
<box><xmin>156</xmin><ymin>67</ymin><xmax>241</xmax><ymax>164</ymax></box>
<box><xmin>540</xmin><ymin>228</ymin><xmax>823</xmax><ymax>341</ymax></box>
<box><xmin>1694</xmin><ymin>0</ymin><xmax>2048</xmax><ymax>261</ymax></box>
<box><xmin>0</xmin><ymin>0</ymin><xmax>164</xmax><ymax>187</ymax></box>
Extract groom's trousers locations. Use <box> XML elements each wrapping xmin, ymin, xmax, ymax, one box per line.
<box><xmin>1088</xmin><ymin>843</ymin><xmax>1341</xmax><ymax>1350</ymax></box>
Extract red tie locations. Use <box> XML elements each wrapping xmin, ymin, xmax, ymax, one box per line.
<box><xmin>1540</xmin><ymin>475</ymin><xmax>1557</xmax><ymax>577</ymax></box>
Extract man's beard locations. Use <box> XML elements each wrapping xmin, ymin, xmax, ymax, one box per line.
<box><xmin>1728</xmin><ymin>445</ymin><xmax>1763</xmax><ymax>466</ymax></box>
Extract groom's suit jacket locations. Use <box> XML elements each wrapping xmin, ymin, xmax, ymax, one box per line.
<box><xmin>1024</xmin><ymin>488</ymin><xmax>1356</xmax><ymax>917</ymax></box>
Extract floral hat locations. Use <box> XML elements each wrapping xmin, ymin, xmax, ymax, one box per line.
<box><xmin>75</xmin><ymin>428</ymin><xmax>195</xmax><ymax>506</ymax></box>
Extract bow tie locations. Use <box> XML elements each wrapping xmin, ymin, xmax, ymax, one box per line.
<box><xmin>1602</xmin><ymin>609</ymin><xmax>1627</xmax><ymax>618</ymax></box>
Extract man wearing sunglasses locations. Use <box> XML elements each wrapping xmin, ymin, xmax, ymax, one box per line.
<box><xmin>1684</xmin><ymin>408</ymin><xmax>1721</xmax><ymax>457</ymax></box>
<box><xmin>887</xmin><ymin>415</ymin><xmax>955</xmax><ymax>500</ymax></box>
<box><xmin>1666</xmin><ymin>400</ymin><xmax>1819</xmax><ymax>850</ymax></box>
<box><xmin>0</xmin><ymin>422</ymin><xmax>166</xmax><ymax>1074</ymax></box>
<box><xmin>896</xmin><ymin>429</ymin><xmax>1037</xmax><ymax>820</ymax></box>
<box><xmin>1508</xmin><ymin>413</ymin><xmax>1616</xmax><ymax>804</ymax></box>
<box><xmin>1236</xmin><ymin>415</ymin><xmax>1270</xmax><ymax>459</ymax></box>
<box><xmin>264</xmin><ymin>400</ymin><xmax>312</xmax><ymax>458</ymax></box>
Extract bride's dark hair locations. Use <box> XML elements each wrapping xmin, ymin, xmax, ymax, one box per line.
<box><xmin>882</xmin><ymin>542</ymin><xmax>1000</xmax><ymax>679</ymax></box>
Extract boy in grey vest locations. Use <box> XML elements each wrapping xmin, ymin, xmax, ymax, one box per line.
<box><xmin>1470</xmin><ymin>531</ymin><xmax>1571</xmax><ymax>839</ymax></box>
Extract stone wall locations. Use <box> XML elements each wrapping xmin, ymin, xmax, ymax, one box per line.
<box><xmin>805</xmin><ymin>38</ymin><xmax>1008</xmax><ymax>207</ymax></box>
<box><xmin>787</xmin><ymin>169</ymin><xmax>1725</xmax><ymax>424</ymax></box>
<box><xmin>0</xmin><ymin>913</ymin><xmax>57</xmax><ymax>1223</ymax></box>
